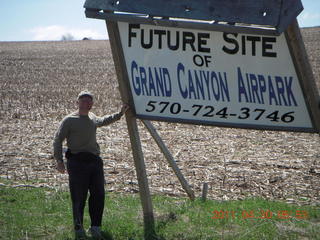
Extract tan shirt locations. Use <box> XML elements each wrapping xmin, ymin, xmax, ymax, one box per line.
<box><xmin>53</xmin><ymin>111</ymin><xmax>122</xmax><ymax>162</ymax></box>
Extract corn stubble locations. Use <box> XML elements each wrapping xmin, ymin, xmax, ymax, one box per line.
<box><xmin>0</xmin><ymin>28</ymin><xmax>320</xmax><ymax>205</ymax></box>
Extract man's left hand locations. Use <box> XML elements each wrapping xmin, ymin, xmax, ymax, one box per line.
<box><xmin>121</xmin><ymin>104</ymin><xmax>130</xmax><ymax>115</ymax></box>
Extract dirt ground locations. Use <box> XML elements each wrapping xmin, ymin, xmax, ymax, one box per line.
<box><xmin>0</xmin><ymin>27</ymin><xmax>319</xmax><ymax>205</ymax></box>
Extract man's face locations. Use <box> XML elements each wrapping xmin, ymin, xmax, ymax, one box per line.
<box><xmin>77</xmin><ymin>96</ymin><xmax>93</xmax><ymax>111</ymax></box>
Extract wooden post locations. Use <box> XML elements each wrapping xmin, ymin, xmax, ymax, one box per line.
<box><xmin>201</xmin><ymin>183</ymin><xmax>208</xmax><ymax>201</ymax></box>
<box><xmin>142</xmin><ymin>120</ymin><xmax>195</xmax><ymax>201</ymax></box>
<box><xmin>105</xmin><ymin>20</ymin><xmax>156</xmax><ymax>239</ymax></box>
<box><xmin>285</xmin><ymin>19</ymin><xmax>320</xmax><ymax>132</ymax></box>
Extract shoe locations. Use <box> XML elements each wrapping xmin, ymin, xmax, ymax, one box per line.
<box><xmin>75</xmin><ymin>229</ymin><xmax>87</xmax><ymax>240</ymax></box>
<box><xmin>88</xmin><ymin>226</ymin><xmax>105</xmax><ymax>240</ymax></box>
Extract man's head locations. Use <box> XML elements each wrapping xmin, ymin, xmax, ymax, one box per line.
<box><xmin>77</xmin><ymin>90</ymin><xmax>93</xmax><ymax>113</ymax></box>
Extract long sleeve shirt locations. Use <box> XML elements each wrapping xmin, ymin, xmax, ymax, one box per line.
<box><xmin>53</xmin><ymin>111</ymin><xmax>123</xmax><ymax>162</ymax></box>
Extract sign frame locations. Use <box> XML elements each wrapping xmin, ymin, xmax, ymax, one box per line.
<box><xmin>113</xmin><ymin>19</ymin><xmax>320</xmax><ymax>133</ymax></box>
<box><xmin>84</xmin><ymin>1</ymin><xmax>320</xmax><ymax>239</ymax></box>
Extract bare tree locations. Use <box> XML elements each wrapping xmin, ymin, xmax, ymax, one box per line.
<box><xmin>61</xmin><ymin>33</ymin><xmax>74</xmax><ymax>41</ymax></box>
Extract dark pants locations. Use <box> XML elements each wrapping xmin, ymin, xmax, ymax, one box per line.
<box><xmin>66</xmin><ymin>152</ymin><xmax>105</xmax><ymax>230</ymax></box>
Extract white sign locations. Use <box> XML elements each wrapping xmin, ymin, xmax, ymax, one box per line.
<box><xmin>118</xmin><ymin>22</ymin><xmax>313</xmax><ymax>131</ymax></box>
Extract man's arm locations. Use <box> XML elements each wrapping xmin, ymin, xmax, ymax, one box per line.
<box><xmin>95</xmin><ymin>104</ymin><xmax>129</xmax><ymax>127</ymax></box>
<box><xmin>53</xmin><ymin>118</ymin><xmax>69</xmax><ymax>169</ymax></box>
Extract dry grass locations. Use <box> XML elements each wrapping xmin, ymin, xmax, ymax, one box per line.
<box><xmin>0</xmin><ymin>28</ymin><xmax>319</xmax><ymax>205</ymax></box>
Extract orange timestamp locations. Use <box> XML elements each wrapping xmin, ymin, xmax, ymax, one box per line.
<box><xmin>210</xmin><ymin>210</ymin><xmax>308</xmax><ymax>220</ymax></box>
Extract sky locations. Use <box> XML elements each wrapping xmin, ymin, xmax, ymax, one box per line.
<box><xmin>0</xmin><ymin>0</ymin><xmax>319</xmax><ymax>42</ymax></box>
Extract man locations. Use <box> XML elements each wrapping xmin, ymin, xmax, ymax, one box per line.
<box><xmin>53</xmin><ymin>90</ymin><xmax>129</xmax><ymax>239</ymax></box>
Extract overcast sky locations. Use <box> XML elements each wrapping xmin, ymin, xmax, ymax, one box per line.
<box><xmin>0</xmin><ymin>0</ymin><xmax>319</xmax><ymax>41</ymax></box>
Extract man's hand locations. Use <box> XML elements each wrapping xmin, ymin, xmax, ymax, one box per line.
<box><xmin>56</xmin><ymin>161</ymin><xmax>66</xmax><ymax>174</ymax></box>
<box><xmin>121</xmin><ymin>104</ymin><xmax>130</xmax><ymax>115</ymax></box>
